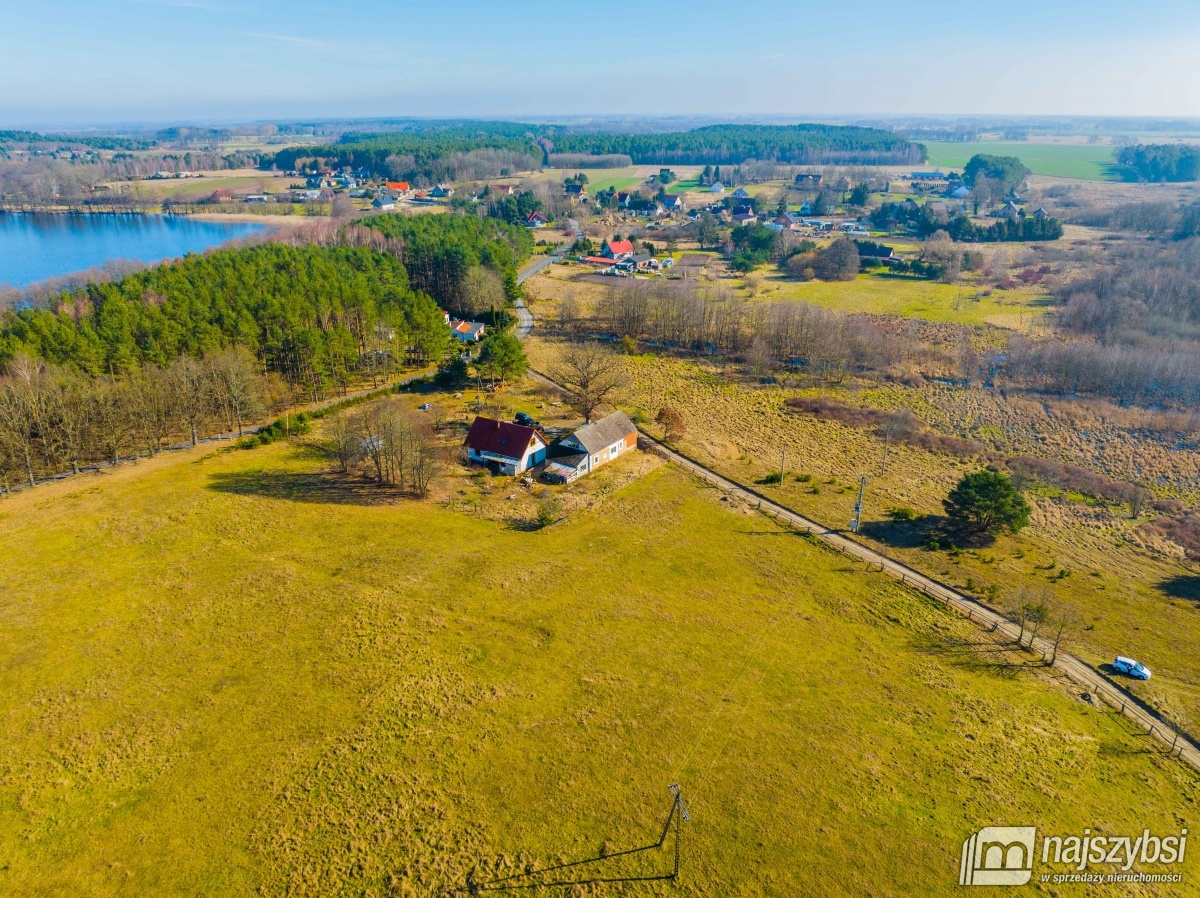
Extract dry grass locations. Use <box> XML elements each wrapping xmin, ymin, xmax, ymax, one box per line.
<box><xmin>523</xmin><ymin>342</ymin><xmax>1200</xmax><ymax>733</ymax></box>
<box><xmin>2</xmin><ymin>382</ymin><xmax>1198</xmax><ymax>896</ymax></box>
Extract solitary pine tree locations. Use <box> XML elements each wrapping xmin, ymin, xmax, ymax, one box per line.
<box><xmin>943</xmin><ymin>470</ymin><xmax>1031</xmax><ymax>536</ymax></box>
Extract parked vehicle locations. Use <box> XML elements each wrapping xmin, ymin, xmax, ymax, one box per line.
<box><xmin>1113</xmin><ymin>656</ymin><xmax>1152</xmax><ymax>680</ymax></box>
<box><xmin>515</xmin><ymin>412</ymin><xmax>535</xmax><ymax>427</ymax></box>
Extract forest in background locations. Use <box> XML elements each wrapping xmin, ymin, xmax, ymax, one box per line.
<box><xmin>266</xmin><ymin>122</ymin><xmax>924</xmax><ymax>181</ymax></box>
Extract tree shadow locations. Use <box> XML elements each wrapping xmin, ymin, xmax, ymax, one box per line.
<box><xmin>910</xmin><ymin>631</ymin><xmax>1035</xmax><ymax>679</ymax></box>
<box><xmin>207</xmin><ymin>470</ymin><xmax>409</xmax><ymax>505</ymax></box>
<box><xmin>858</xmin><ymin>514</ymin><xmax>996</xmax><ymax>550</ymax></box>
<box><xmin>1159</xmin><ymin>575</ymin><xmax>1200</xmax><ymax>602</ymax></box>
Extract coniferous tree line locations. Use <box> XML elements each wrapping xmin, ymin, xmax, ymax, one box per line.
<box><xmin>267</xmin><ymin>122</ymin><xmax>923</xmax><ymax>179</ymax></box>
<box><xmin>359</xmin><ymin>213</ymin><xmax>533</xmax><ymax>316</ymax></box>
<box><xmin>546</xmin><ymin>124</ymin><xmax>924</xmax><ymax>166</ymax></box>
<box><xmin>0</xmin><ymin>242</ymin><xmax>448</xmax><ymax>398</ymax></box>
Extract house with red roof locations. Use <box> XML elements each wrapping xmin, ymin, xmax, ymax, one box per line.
<box><xmin>464</xmin><ymin>417</ymin><xmax>548</xmax><ymax>475</ymax></box>
<box><xmin>386</xmin><ymin>181</ymin><xmax>410</xmax><ymax>194</ymax></box>
<box><xmin>601</xmin><ymin>239</ymin><xmax>634</xmax><ymax>260</ymax></box>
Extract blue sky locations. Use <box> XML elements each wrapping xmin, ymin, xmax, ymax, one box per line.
<box><xmin>3</xmin><ymin>0</ymin><xmax>1200</xmax><ymax>126</ymax></box>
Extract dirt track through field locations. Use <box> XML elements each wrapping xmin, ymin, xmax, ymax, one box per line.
<box><xmin>515</xmin><ymin>257</ymin><xmax>1200</xmax><ymax>773</ymax></box>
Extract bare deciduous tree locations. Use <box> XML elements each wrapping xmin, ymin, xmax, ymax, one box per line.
<box><xmin>323</xmin><ymin>411</ymin><xmax>361</xmax><ymax>474</ymax></box>
<box><xmin>552</xmin><ymin>343</ymin><xmax>627</xmax><ymax>423</ymax></box>
<box><xmin>207</xmin><ymin>347</ymin><xmax>265</xmax><ymax>437</ymax></box>
<box><xmin>92</xmin><ymin>376</ymin><xmax>133</xmax><ymax>466</ymax></box>
<box><xmin>167</xmin><ymin>356</ymin><xmax>211</xmax><ymax>446</ymax></box>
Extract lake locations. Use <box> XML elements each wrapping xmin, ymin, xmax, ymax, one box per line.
<box><xmin>0</xmin><ymin>213</ymin><xmax>268</xmax><ymax>288</ymax></box>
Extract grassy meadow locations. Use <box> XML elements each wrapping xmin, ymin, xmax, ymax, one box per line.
<box><xmin>515</xmin><ymin>342</ymin><xmax>1200</xmax><ymax>735</ymax></box>
<box><xmin>920</xmin><ymin>141</ymin><xmax>1121</xmax><ymax>181</ymax></box>
<box><xmin>1</xmin><ymin>414</ymin><xmax>1197</xmax><ymax>896</ymax></box>
<box><xmin>752</xmin><ymin>271</ymin><xmax>1051</xmax><ymax>328</ymax></box>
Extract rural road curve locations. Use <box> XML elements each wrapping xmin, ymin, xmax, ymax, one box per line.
<box><xmin>513</xmin><ymin>263</ymin><xmax>1200</xmax><ymax>774</ymax></box>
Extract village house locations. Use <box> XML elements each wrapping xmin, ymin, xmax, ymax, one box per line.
<box><xmin>731</xmin><ymin>212</ymin><xmax>758</xmax><ymax>226</ymax></box>
<box><xmin>542</xmin><ymin>411</ymin><xmax>638</xmax><ymax>483</ymax></box>
<box><xmin>731</xmin><ymin>187</ymin><xmax>750</xmax><ymax>200</ymax></box>
<box><xmin>708</xmin><ymin>181</ymin><xmax>725</xmax><ymax>193</ymax></box>
<box><xmin>997</xmin><ymin>201</ymin><xmax>1021</xmax><ymax>219</ymax></box>
<box><xmin>386</xmin><ymin>181</ymin><xmax>411</xmax><ymax>195</ymax></box>
<box><xmin>1033</xmin><ymin>207</ymin><xmax>1049</xmax><ymax>220</ymax></box>
<box><xmin>658</xmin><ymin>194</ymin><xmax>683</xmax><ymax>213</ymax></box>
<box><xmin>525</xmin><ymin>210</ymin><xmax>549</xmax><ymax>227</ymax></box>
<box><xmin>490</xmin><ymin>183</ymin><xmax>515</xmax><ymax>196</ymax></box>
<box><xmin>601</xmin><ymin>238</ymin><xmax>635</xmax><ymax>260</ymax></box>
<box><xmin>795</xmin><ymin>172</ymin><xmax>823</xmax><ymax>190</ymax></box>
<box><xmin>431</xmin><ymin>184</ymin><xmax>454</xmax><ymax>197</ymax></box>
<box><xmin>372</xmin><ymin>195</ymin><xmax>397</xmax><ymax>210</ymax></box>
<box><xmin>449</xmin><ymin>318</ymin><xmax>486</xmax><ymax>343</ymax></box>
<box><xmin>565</xmin><ymin>182</ymin><xmax>587</xmax><ymax>199</ymax></box>
<box><xmin>465</xmin><ymin>417</ymin><xmax>548</xmax><ymax>476</ymax></box>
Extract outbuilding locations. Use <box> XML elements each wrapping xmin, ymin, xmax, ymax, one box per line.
<box><xmin>553</xmin><ymin>411</ymin><xmax>637</xmax><ymax>478</ymax></box>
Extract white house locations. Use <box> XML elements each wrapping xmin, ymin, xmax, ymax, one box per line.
<box><xmin>449</xmin><ymin>318</ymin><xmax>486</xmax><ymax>343</ymax></box>
<box><xmin>465</xmin><ymin>417</ymin><xmax>548</xmax><ymax>475</ymax></box>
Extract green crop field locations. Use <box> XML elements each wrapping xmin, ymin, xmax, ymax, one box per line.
<box><xmin>0</xmin><ymin>417</ymin><xmax>1196</xmax><ymax>896</ymax></box>
<box><xmin>568</xmin><ymin>168</ymin><xmax>645</xmax><ymax>195</ymax></box>
<box><xmin>920</xmin><ymin>141</ymin><xmax>1122</xmax><ymax>181</ymax></box>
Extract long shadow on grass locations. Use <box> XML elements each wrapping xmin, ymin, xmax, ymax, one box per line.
<box><xmin>207</xmin><ymin>470</ymin><xmax>408</xmax><ymax>505</ymax></box>
<box><xmin>1159</xmin><ymin>575</ymin><xmax>1200</xmax><ymax>603</ymax></box>
<box><xmin>859</xmin><ymin>516</ymin><xmax>997</xmax><ymax>550</ymax></box>
<box><xmin>910</xmin><ymin>631</ymin><xmax>1038</xmax><ymax>680</ymax></box>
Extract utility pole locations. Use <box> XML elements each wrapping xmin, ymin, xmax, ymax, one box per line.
<box><xmin>881</xmin><ymin>425</ymin><xmax>890</xmax><ymax>476</ymax></box>
<box><xmin>780</xmin><ymin>447</ymin><xmax>786</xmax><ymax>484</ymax></box>
<box><xmin>850</xmin><ymin>475</ymin><xmax>867</xmax><ymax>533</ymax></box>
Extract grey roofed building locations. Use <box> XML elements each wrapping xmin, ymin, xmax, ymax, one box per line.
<box><xmin>566</xmin><ymin>410</ymin><xmax>637</xmax><ymax>455</ymax></box>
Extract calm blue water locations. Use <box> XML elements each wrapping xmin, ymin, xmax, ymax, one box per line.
<box><xmin>0</xmin><ymin>213</ymin><xmax>267</xmax><ymax>288</ymax></box>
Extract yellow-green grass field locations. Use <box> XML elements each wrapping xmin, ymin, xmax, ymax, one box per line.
<box><xmin>920</xmin><ymin>141</ymin><xmax>1122</xmax><ymax>181</ymax></box>
<box><xmin>745</xmin><ymin>271</ymin><xmax>1049</xmax><ymax>329</ymax></box>
<box><xmin>1</xmin><ymin>419</ymin><xmax>1198</xmax><ymax>896</ymax></box>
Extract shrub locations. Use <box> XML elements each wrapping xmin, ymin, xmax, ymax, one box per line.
<box><xmin>656</xmin><ymin>405</ymin><xmax>685</xmax><ymax>441</ymax></box>
<box><xmin>536</xmin><ymin>500</ymin><xmax>560</xmax><ymax>528</ymax></box>
<box><xmin>887</xmin><ymin>507</ymin><xmax>916</xmax><ymax>522</ymax></box>
<box><xmin>757</xmin><ymin>472</ymin><xmax>784</xmax><ymax>485</ymax></box>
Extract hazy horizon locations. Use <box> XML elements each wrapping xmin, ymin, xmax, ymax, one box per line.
<box><xmin>4</xmin><ymin>0</ymin><xmax>1200</xmax><ymax>128</ymax></box>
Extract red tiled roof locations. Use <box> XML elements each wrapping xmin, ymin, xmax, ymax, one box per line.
<box><xmin>605</xmin><ymin>239</ymin><xmax>634</xmax><ymax>255</ymax></box>
<box><xmin>387</xmin><ymin>181</ymin><xmax>410</xmax><ymax>191</ymax></box>
<box><xmin>465</xmin><ymin>417</ymin><xmax>543</xmax><ymax>459</ymax></box>
<box><xmin>581</xmin><ymin>256</ymin><xmax>615</xmax><ymax>264</ymax></box>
